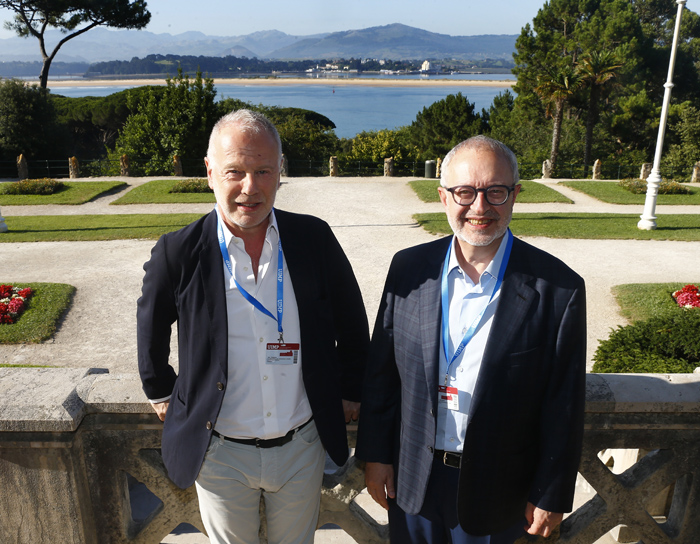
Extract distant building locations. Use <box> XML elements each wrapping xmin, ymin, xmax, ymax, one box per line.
<box><xmin>421</xmin><ymin>60</ymin><xmax>432</xmax><ymax>72</ymax></box>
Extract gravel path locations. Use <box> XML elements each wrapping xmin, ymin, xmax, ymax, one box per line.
<box><xmin>1</xmin><ymin>176</ymin><xmax>698</xmax><ymax>372</ymax></box>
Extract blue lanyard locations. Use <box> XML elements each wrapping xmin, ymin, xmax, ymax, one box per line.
<box><xmin>440</xmin><ymin>229</ymin><xmax>513</xmax><ymax>384</ymax></box>
<box><xmin>216</xmin><ymin>210</ymin><xmax>285</xmax><ymax>342</ymax></box>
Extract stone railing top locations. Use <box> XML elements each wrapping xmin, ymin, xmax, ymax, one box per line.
<box><xmin>1</xmin><ymin>370</ymin><xmax>699</xmax><ymax>432</ymax></box>
<box><xmin>586</xmin><ymin>372</ymin><xmax>700</xmax><ymax>413</ymax></box>
<box><xmin>0</xmin><ymin>368</ymin><xmax>149</xmax><ymax>432</ymax></box>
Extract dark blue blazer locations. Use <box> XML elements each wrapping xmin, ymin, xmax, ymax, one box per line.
<box><xmin>356</xmin><ymin>235</ymin><xmax>586</xmax><ymax>536</ymax></box>
<box><xmin>138</xmin><ymin>209</ymin><xmax>369</xmax><ymax>489</ymax></box>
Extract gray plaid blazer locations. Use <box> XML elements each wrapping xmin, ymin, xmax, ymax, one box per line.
<box><xmin>356</xmin><ymin>235</ymin><xmax>586</xmax><ymax>536</ymax></box>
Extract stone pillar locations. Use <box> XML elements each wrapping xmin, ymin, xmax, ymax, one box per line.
<box><xmin>592</xmin><ymin>159</ymin><xmax>602</xmax><ymax>180</ymax></box>
<box><xmin>691</xmin><ymin>161</ymin><xmax>700</xmax><ymax>183</ymax></box>
<box><xmin>280</xmin><ymin>154</ymin><xmax>288</xmax><ymax>177</ymax></box>
<box><xmin>436</xmin><ymin>157</ymin><xmax>442</xmax><ymax>179</ymax></box>
<box><xmin>17</xmin><ymin>154</ymin><xmax>29</xmax><ymax>180</ymax></box>
<box><xmin>542</xmin><ymin>159</ymin><xmax>553</xmax><ymax>179</ymax></box>
<box><xmin>120</xmin><ymin>155</ymin><xmax>130</xmax><ymax>177</ymax></box>
<box><xmin>69</xmin><ymin>156</ymin><xmax>80</xmax><ymax>179</ymax></box>
<box><xmin>0</xmin><ymin>208</ymin><xmax>8</xmax><ymax>233</ymax></box>
<box><xmin>329</xmin><ymin>156</ymin><xmax>338</xmax><ymax>177</ymax></box>
<box><xmin>173</xmin><ymin>155</ymin><xmax>183</xmax><ymax>177</ymax></box>
<box><xmin>640</xmin><ymin>163</ymin><xmax>652</xmax><ymax>180</ymax></box>
<box><xmin>384</xmin><ymin>157</ymin><xmax>394</xmax><ymax>177</ymax></box>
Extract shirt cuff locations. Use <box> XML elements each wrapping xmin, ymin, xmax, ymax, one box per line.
<box><xmin>149</xmin><ymin>395</ymin><xmax>171</xmax><ymax>404</ymax></box>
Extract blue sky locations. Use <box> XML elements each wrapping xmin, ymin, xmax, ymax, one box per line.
<box><xmin>0</xmin><ymin>0</ymin><xmax>546</xmax><ymax>39</ymax></box>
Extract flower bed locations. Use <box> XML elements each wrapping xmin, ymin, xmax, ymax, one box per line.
<box><xmin>0</xmin><ymin>284</ymin><xmax>33</xmax><ymax>324</ymax></box>
<box><xmin>673</xmin><ymin>284</ymin><xmax>700</xmax><ymax>309</ymax></box>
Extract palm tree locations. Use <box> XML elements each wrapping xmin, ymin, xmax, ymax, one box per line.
<box><xmin>535</xmin><ymin>65</ymin><xmax>582</xmax><ymax>175</ymax></box>
<box><xmin>578</xmin><ymin>50</ymin><xmax>623</xmax><ymax>177</ymax></box>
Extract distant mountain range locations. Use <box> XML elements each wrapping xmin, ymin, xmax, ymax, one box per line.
<box><xmin>0</xmin><ymin>23</ymin><xmax>517</xmax><ymax>63</ymax></box>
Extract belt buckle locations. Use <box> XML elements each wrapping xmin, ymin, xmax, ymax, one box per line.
<box><xmin>443</xmin><ymin>451</ymin><xmax>460</xmax><ymax>468</ymax></box>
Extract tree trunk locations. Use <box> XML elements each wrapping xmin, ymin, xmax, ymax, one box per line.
<box><xmin>549</xmin><ymin>100</ymin><xmax>564</xmax><ymax>174</ymax></box>
<box><xmin>583</xmin><ymin>85</ymin><xmax>601</xmax><ymax>178</ymax></box>
<box><xmin>39</xmin><ymin>56</ymin><xmax>53</xmax><ymax>89</ymax></box>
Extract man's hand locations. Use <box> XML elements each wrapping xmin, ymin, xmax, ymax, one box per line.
<box><xmin>524</xmin><ymin>502</ymin><xmax>563</xmax><ymax>538</ymax></box>
<box><xmin>342</xmin><ymin>399</ymin><xmax>360</xmax><ymax>423</ymax></box>
<box><xmin>365</xmin><ymin>462</ymin><xmax>395</xmax><ymax>510</ymax></box>
<box><xmin>151</xmin><ymin>400</ymin><xmax>169</xmax><ymax>422</ymax></box>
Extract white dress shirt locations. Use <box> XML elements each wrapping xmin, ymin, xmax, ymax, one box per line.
<box><xmin>214</xmin><ymin>208</ymin><xmax>312</xmax><ymax>439</ymax></box>
<box><xmin>435</xmin><ymin>233</ymin><xmax>510</xmax><ymax>452</ymax></box>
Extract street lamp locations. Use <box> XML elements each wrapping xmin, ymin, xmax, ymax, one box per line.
<box><xmin>638</xmin><ymin>0</ymin><xmax>687</xmax><ymax>230</ymax></box>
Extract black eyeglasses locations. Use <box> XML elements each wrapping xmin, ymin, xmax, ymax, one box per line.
<box><xmin>443</xmin><ymin>184</ymin><xmax>517</xmax><ymax>206</ymax></box>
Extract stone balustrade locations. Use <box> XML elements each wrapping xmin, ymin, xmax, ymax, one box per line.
<box><xmin>1</xmin><ymin>369</ymin><xmax>699</xmax><ymax>544</ymax></box>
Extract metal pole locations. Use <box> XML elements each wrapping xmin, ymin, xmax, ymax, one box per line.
<box><xmin>638</xmin><ymin>0</ymin><xmax>686</xmax><ymax>230</ymax></box>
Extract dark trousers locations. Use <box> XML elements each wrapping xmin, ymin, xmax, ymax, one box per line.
<box><xmin>388</xmin><ymin>456</ymin><xmax>526</xmax><ymax>544</ymax></box>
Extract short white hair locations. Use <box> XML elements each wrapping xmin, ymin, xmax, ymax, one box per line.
<box><xmin>207</xmin><ymin>108</ymin><xmax>282</xmax><ymax>160</ymax></box>
<box><xmin>440</xmin><ymin>135</ymin><xmax>520</xmax><ymax>186</ymax></box>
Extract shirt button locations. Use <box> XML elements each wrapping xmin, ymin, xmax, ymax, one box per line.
<box><xmin>217</xmin><ymin>382</ymin><xmax>224</xmax><ymax>391</ymax></box>
<box><xmin>450</xmin><ymin>437</ymin><xmax>455</xmax><ymax>442</ymax></box>
<box><xmin>259</xmin><ymin>337</ymin><xmax>264</xmax><ymax>343</ymax></box>
<box><xmin>263</xmin><ymin>375</ymin><xmax>268</xmax><ymax>381</ymax></box>
<box><xmin>244</xmin><ymin>266</ymin><xmax>249</xmax><ymax>271</ymax></box>
<box><xmin>266</xmin><ymin>412</ymin><xmax>272</xmax><ymax>417</ymax></box>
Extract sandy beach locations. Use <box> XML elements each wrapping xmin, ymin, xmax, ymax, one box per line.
<box><xmin>47</xmin><ymin>76</ymin><xmax>515</xmax><ymax>88</ymax></box>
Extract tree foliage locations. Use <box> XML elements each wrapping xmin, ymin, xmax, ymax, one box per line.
<box><xmin>0</xmin><ymin>78</ymin><xmax>63</xmax><ymax>161</ymax></box>
<box><xmin>0</xmin><ymin>0</ymin><xmax>150</xmax><ymax>88</ymax></box>
<box><xmin>409</xmin><ymin>92</ymin><xmax>484</xmax><ymax>161</ymax></box>
<box><xmin>52</xmin><ymin>86</ymin><xmax>162</xmax><ymax>158</ymax></box>
<box><xmin>502</xmin><ymin>0</ymin><xmax>700</xmax><ymax>174</ymax></box>
<box><xmin>346</xmin><ymin>128</ymin><xmax>418</xmax><ymax>164</ymax></box>
<box><xmin>111</xmin><ymin>70</ymin><xmax>217</xmax><ymax>176</ymax></box>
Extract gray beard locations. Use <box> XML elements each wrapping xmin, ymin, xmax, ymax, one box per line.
<box><xmin>448</xmin><ymin>214</ymin><xmax>509</xmax><ymax>247</ymax></box>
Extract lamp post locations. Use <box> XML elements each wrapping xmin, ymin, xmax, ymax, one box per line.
<box><xmin>638</xmin><ymin>0</ymin><xmax>687</xmax><ymax>230</ymax></box>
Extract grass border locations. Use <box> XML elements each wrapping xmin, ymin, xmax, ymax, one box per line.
<box><xmin>0</xmin><ymin>282</ymin><xmax>76</xmax><ymax>344</ymax></box>
<box><xmin>0</xmin><ymin>181</ymin><xmax>127</xmax><ymax>205</ymax></box>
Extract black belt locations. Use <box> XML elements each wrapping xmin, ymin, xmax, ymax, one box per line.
<box><xmin>435</xmin><ymin>449</ymin><xmax>461</xmax><ymax>468</ymax></box>
<box><xmin>213</xmin><ymin>418</ymin><xmax>312</xmax><ymax>449</ymax></box>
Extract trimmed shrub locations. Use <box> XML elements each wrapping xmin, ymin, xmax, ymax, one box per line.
<box><xmin>0</xmin><ymin>178</ymin><xmax>65</xmax><ymax>195</ymax></box>
<box><xmin>618</xmin><ymin>178</ymin><xmax>692</xmax><ymax>195</ymax></box>
<box><xmin>169</xmin><ymin>178</ymin><xmax>212</xmax><ymax>194</ymax></box>
<box><xmin>593</xmin><ymin>310</ymin><xmax>700</xmax><ymax>373</ymax></box>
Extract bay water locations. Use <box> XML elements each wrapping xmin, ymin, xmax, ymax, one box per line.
<box><xmin>52</xmin><ymin>74</ymin><xmax>514</xmax><ymax>138</ymax></box>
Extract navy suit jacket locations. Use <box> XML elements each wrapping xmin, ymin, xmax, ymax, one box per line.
<box><xmin>138</xmin><ymin>209</ymin><xmax>369</xmax><ymax>489</ymax></box>
<box><xmin>356</xmin><ymin>235</ymin><xmax>586</xmax><ymax>536</ymax></box>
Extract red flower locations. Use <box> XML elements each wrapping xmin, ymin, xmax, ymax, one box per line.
<box><xmin>0</xmin><ymin>284</ymin><xmax>33</xmax><ymax>324</ymax></box>
<box><xmin>7</xmin><ymin>298</ymin><xmax>24</xmax><ymax>314</ymax></box>
<box><xmin>17</xmin><ymin>288</ymin><xmax>32</xmax><ymax>298</ymax></box>
<box><xmin>673</xmin><ymin>284</ymin><xmax>700</xmax><ymax>309</ymax></box>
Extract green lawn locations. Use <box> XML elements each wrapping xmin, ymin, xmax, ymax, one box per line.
<box><xmin>413</xmin><ymin>212</ymin><xmax>700</xmax><ymax>241</ymax></box>
<box><xmin>0</xmin><ymin>181</ymin><xmax>127</xmax><ymax>205</ymax></box>
<box><xmin>0</xmin><ymin>282</ymin><xmax>75</xmax><ymax>344</ymax></box>
<box><xmin>0</xmin><ymin>213</ymin><xmax>205</xmax><ymax>242</ymax></box>
<box><xmin>409</xmin><ymin>179</ymin><xmax>572</xmax><ymax>204</ymax></box>
<box><xmin>111</xmin><ymin>179</ymin><xmax>216</xmax><ymax>204</ymax></box>
<box><xmin>561</xmin><ymin>181</ymin><xmax>700</xmax><ymax>205</ymax></box>
<box><xmin>612</xmin><ymin>282</ymin><xmax>697</xmax><ymax>322</ymax></box>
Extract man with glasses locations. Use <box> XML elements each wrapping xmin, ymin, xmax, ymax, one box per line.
<box><xmin>356</xmin><ymin>135</ymin><xmax>586</xmax><ymax>544</ymax></box>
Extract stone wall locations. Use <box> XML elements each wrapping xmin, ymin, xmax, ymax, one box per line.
<box><xmin>1</xmin><ymin>369</ymin><xmax>699</xmax><ymax>543</ymax></box>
